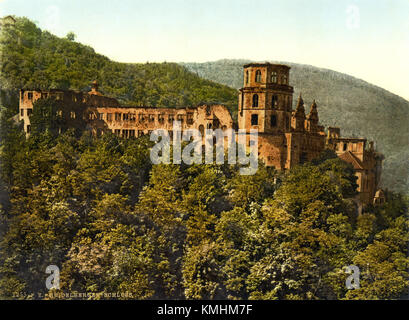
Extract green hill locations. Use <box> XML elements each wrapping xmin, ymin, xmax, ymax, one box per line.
<box><xmin>180</xmin><ymin>59</ymin><xmax>409</xmax><ymax>194</ymax></box>
<box><xmin>0</xmin><ymin>17</ymin><xmax>407</xmax><ymax>193</ymax></box>
<box><xmin>0</xmin><ymin>17</ymin><xmax>238</xmax><ymax>115</ymax></box>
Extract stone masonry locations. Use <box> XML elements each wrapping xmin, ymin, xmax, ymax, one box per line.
<box><xmin>18</xmin><ymin>63</ymin><xmax>383</xmax><ymax>206</ymax></box>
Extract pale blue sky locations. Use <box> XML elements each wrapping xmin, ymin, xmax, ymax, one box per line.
<box><xmin>1</xmin><ymin>0</ymin><xmax>409</xmax><ymax>100</ymax></box>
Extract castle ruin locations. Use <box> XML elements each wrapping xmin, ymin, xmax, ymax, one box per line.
<box><xmin>18</xmin><ymin>63</ymin><xmax>384</xmax><ymax>206</ymax></box>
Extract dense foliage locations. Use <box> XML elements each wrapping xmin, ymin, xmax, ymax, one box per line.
<box><xmin>0</xmin><ymin>16</ymin><xmax>407</xmax><ymax>301</ymax></box>
<box><xmin>0</xmin><ymin>113</ymin><xmax>407</xmax><ymax>300</ymax></box>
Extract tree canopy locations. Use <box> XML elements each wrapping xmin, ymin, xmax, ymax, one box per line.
<box><xmin>0</xmin><ymin>121</ymin><xmax>407</xmax><ymax>300</ymax></box>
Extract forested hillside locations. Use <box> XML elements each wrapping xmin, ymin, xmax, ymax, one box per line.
<box><xmin>0</xmin><ymin>17</ymin><xmax>408</xmax><ymax>301</ymax></box>
<box><xmin>0</xmin><ymin>17</ymin><xmax>238</xmax><ymax>115</ymax></box>
<box><xmin>181</xmin><ymin>60</ymin><xmax>409</xmax><ymax>194</ymax></box>
<box><xmin>1</xmin><ymin>17</ymin><xmax>407</xmax><ymax>193</ymax></box>
<box><xmin>0</xmin><ymin>124</ymin><xmax>407</xmax><ymax>300</ymax></box>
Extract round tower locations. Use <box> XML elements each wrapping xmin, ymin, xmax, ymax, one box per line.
<box><xmin>238</xmin><ymin>63</ymin><xmax>294</xmax><ymax>134</ymax></box>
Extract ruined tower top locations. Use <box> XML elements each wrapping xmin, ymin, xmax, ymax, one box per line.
<box><xmin>242</xmin><ymin>62</ymin><xmax>291</xmax><ymax>89</ymax></box>
<box><xmin>294</xmin><ymin>93</ymin><xmax>305</xmax><ymax>117</ymax></box>
<box><xmin>307</xmin><ymin>99</ymin><xmax>319</xmax><ymax>121</ymax></box>
<box><xmin>89</xmin><ymin>80</ymin><xmax>102</xmax><ymax>96</ymax></box>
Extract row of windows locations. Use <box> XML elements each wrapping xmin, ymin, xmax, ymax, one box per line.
<box><xmin>338</xmin><ymin>142</ymin><xmax>359</xmax><ymax>152</ymax></box>
<box><xmin>250</xmin><ymin>114</ymin><xmax>291</xmax><ymax>129</ymax></box>
<box><xmin>24</xmin><ymin>92</ymin><xmax>63</xmax><ymax>101</ymax></box>
<box><xmin>95</xmin><ymin>112</ymin><xmax>194</xmax><ymax>124</ymax></box>
<box><xmin>250</xmin><ymin>114</ymin><xmax>278</xmax><ymax>127</ymax></box>
<box><xmin>246</xmin><ymin>70</ymin><xmax>288</xmax><ymax>84</ymax></box>
<box><xmin>21</xmin><ymin>108</ymin><xmax>196</xmax><ymax>125</ymax></box>
<box><xmin>113</xmin><ymin>129</ymin><xmax>137</xmax><ymax>138</ymax></box>
<box><xmin>20</xmin><ymin>108</ymin><xmax>33</xmax><ymax>117</ymax></box>
<box><xmin>21</xmin><ymin>108</ymin><xmax>75</xmax><ymax>119</ymax></box>
<box><xmin>252</xmin><ymin>94</ymin><xmax>283</xmax><ymax>108</ymax></box>
<box><xmin>111</xmin><ymin>129</ymin><xmax>183</xmax><ymax>139</ymax></box>
<box><xmin>111</xmin><ymin>127</ymin><xmax>228</xmax><ymax>139</ymax></box>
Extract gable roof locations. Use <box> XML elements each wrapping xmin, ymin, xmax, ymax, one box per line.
<box><xmin>339</xmin><ymin>151</ymin><xmax>365</xmax><ymax>170</ymax></box>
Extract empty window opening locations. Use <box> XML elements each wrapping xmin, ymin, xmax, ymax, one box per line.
<box><xmin>272</xmin><ymin>95</ymin><xmax>278</xmax><ymax>107</ymax></box>
<box><xmin>252</xmin><ymin>94</ymin><xmax>259</xmax><ymax>108</ymax></box>
<box><xmin>255</xmin><ymin>70</ymin><xmax>262</xmax><ymax>82</ymax></box>
<box><xmin>251</xmin><ymin>114</ymin><xmax>259</xmax><ymax>126</ymax></box>
<box><xmin>271</xmin><ymin>115</ymin><xmax>277</xmax><ymax>127</ymax></box>
<box><xmin>271</xmin><ymin>72</ymin><xmax>277</xmax><ymax>83</ymax></box>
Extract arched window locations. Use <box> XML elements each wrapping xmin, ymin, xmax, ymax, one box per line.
<box><xmin>255</xmin><ymin>70</ymin><xmax>261</xmax><ymax>82</ymax></box>
<box><xmin>271</xmin><ymin>72</ymin><xmax>277</xmax><ymax>83</ymax></box>
<box><xmin>282</xmin><ymin>75</ymin><xmax>287</xmax><ymax>84</ymax></box>
<box><xmin>198</xmin><ymin>125</ymin><xmax>204</xmax><ymax>136</ymax></box>
<box><xmin>272</xmin><ymin>95</ymin><xmax>278</xmax><ymax>107</ymax></box>
<box><xmin>252</xmin><ymin>94</ymin><xmax>259</xmax><ymax>108</ymax></box>
<box><xmin>270</xmin><ymin>115</ymin><xmax>277</xmax><ymax>127</ymax></box>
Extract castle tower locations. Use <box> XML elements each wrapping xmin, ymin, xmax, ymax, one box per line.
<box><xmin>306</xmin><ymin>99</ymin><xmax>319</xmax><ymax>132</ymax></box>
<box><xmin>89</xmin><ymin>80</ymin><xmax>102</xmax><ymax>96</ymax></box>
<box><xmin>238</xmin><ymin>63</ymin><xmax>294</xmax><ymax>133</ymax></box>
<box><xmin>291</xmin><ymin>94</ymin><xmax>306</xmax><ymax>131</ymax></box>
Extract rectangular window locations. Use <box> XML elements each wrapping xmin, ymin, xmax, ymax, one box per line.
<box><xmin>177</xmin><ymin>114</ymin><xmax>184</xmax><ymax>122</ymax></box>
<box><xmin>187</xmin><ymin>113</ymin><xmax>194</xmax><ymax>125</ymax></box>
<box><xmin>20</xmin><ymin>109</ymin><xmax>24</xmax><ymax>116</ymax></box>
<box><xmin>251</xmin><ymin>114</ymin><xmax>258</xmax><ymax>126</ymax></box>
<box><xmin>158</xmin><ymin>114</ymin><xmax>165</xmax><ymax>123</ymax></box>
<box><xmin>168</xmin><ymin>114</ymin><xmax>175</xmax><ymax>123</ymax></box>
<box><xmin>129</xmin><ymin>130</ymin><xmax>135</xmax><ymax>138</ymax></box>
<box><xmin>138</xmin><ymin>130</ymin><xmax>144</xmax><ymax>137</ymax></box>
<box><xmin>270</xmin><ymin>115</ymin><xmax>277</xmax><ymax>127</ymax></box>
<box><xmin>114</xmin><ymin>129</ymin><xmax>121</xmax><ymax>136</ymax></box>
<box><xmin>27</xmin><ymin>92</ymin><xmax>33</xmax><ymax>100</ymax></box>
<box><xmin>139</xmin><ymin>114</ymin><xmax>145</xmax><ymax>122</ymax></box>
<box><xmin>129</xmin><ymin>113</ymin><xmax>136</xmax><ymax>121</ymax></box>
<box><xmin>115</xmin><ymin>113</ymin><xmax>121</xmax><ymax>121</ymax></box>
<box><xmin>98</xmin><ymin>113</ymin><xmax>104</xmax><ymax>120</ymax></box>
<box><xmin>149</xmin><ymin>114</ymin><xmax>155</xmax><ymax>122</ymax></box>
<box><xmin>300</xmin><ymin>152</ymin><xmax>308</xmax><ymax>164</ymax></box>
<box><xmin>123</xmin><ymin>129</ymin><xmax>129</xmax><ymax>138</ymax></box>
<box><xmin>123</xmin><ymin>113</ymin><xmax>129</xmax><ymax>121</ymax></box>
<box><xmin>70</xmin><ymin>111</ymin><xmax>76</xmax><ymax>119</ymax></box>
<box><xmin>107</xmin><ymin>113</ymin><xmax>112</xmax><ymax>121</ymax></box>
<box><xmin>27</xmin><ymin>109</ymin><xmax>33</xmax><ymax>117</ymax></box>
<box><xmin>26</xmin><ymin>125</ymin><xmax>31</xmax><ymax>133</ymax></box>
<box><xmin>272</xmin><ymin>95</ymin><xmax>278</xmax><ymax>107</ymax></box>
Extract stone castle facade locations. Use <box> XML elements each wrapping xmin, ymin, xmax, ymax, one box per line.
<box><xmin>18</xmin><ymin>63</ymin><xmax>383</xmax><ymax>206</ymax></box>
